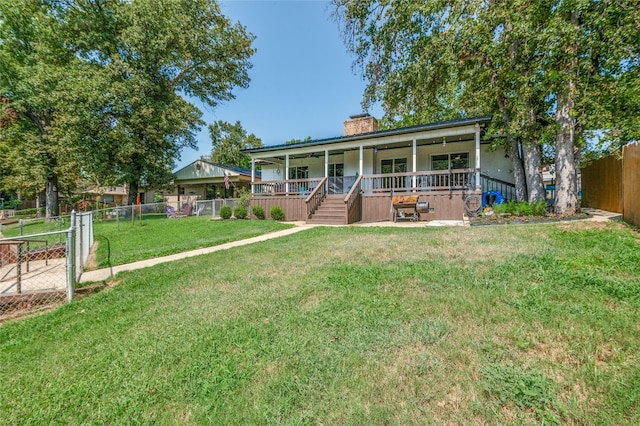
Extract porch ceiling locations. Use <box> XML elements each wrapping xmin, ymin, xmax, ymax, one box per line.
<box><xmin>261</xmin><ymin>136</ymin><xmax>477</xmax><ymax>161</ymax></box>
<box><xmin>246</xmin><ymin>115</ymin><xmax>491</xmax><ymax>161</ymax></box>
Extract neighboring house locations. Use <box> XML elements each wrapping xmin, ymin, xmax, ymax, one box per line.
<box><xmin>81</xmin><ymin>185</ymin><xmax>128</xmax><ymax>206</ymax></box>
<box><xmin>243</xmin><ymin>114</ymin><xmax>515</xmax><ymax>223</ymax></box>
<box><xmin>143</xmin><ymin>160</ymin><xmax>259</xmax><ymax>208</ymax></box>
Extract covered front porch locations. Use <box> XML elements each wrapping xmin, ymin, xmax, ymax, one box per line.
<box><xmin>250</xmin><ymin>169</ymin><xmax>481</xmax><ymax>224</ymax></box>
<box><xmin>244</xmin><ymin>115</ymin><xmax>510</xmax><ymax>224</ymax></box>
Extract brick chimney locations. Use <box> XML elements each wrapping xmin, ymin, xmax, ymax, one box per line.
<box><xmin>343</xmin><ymin>113</ymin><xmax>378</xmax><ymax>136</ymax></box>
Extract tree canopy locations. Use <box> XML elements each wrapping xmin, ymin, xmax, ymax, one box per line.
<box><xmin>0</xmin><ymin>0</ymin><xmax>255</xmax><ymax>212</ymax></box>
<box><xmin>209</xmin><ymin>120</ymin><xmax>263</xmax><ymax>169</ymax></box>
<box><xmin>333</xmin><ymin>0</ymin><xmax>640</xmax><ymax>214</ymax></box>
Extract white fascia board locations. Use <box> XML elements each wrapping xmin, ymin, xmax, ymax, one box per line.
<box><xmin>250</xmin><ymin>124</ymin><xmax>478</xmax><ymax>160</ymax></box>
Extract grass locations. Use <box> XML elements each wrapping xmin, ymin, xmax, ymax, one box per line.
<box><xmin>90</xmin><ymin>215</ymin><xmax>292</xmax><ymax>268</ymax></box>
<box><xmin>1</xmin><ymin>221</ymin><xmax>639</xmax><ymax>424</ymax></box>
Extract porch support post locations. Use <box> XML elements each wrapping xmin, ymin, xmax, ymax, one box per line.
<box><xmin>475</xmin><ymin>123</ymin><xmax>481</xmax><ymax>191</ymax></box>
<box><xmin>412</xmin><ymin>138</ymin><xmax>417</xmax><ymax>190</ymax></box>
<box><xmin>251</xmin><ymin>157</ymin><xmax>255</xmax><ymax>194</ymax></box>
<box><xmin>325</xmin><ymin>149</ymin><xmax>329</xmax><ymax>191</ymax></box>
<box><xmin>285</xmin><ymin>154</ymin><xmax>290</xmax><ymax>195</ymax></box>
<box><xmin>359</xmin><ymin>145</ymin><xmax>363</xmax><ymax>176</ymax></box>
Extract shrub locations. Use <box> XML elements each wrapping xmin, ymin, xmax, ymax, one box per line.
<box><xmin>252</xmin><ymin>204</ymin><xmax>265</xmax><ymax>220</ymax></box>
<box><xmin>219</xmin><ymin>205</ymin><xmax>232</xmax><ymax>219</ymax></box>
<box><xmin>270</xmin><ymin>205</ymin><xmax>285</xmax><ymax>221</ymax></box>
<box><xmin>237</xmin><ymin>187</ymin><xmax>251</xmax><ymax>209</ymax></box>
<box><xmin>234</xmin><ymin>206</ymin><xmax>248</xmax><ymax>219</ymax></box>
<box><xmin>493</xmin><ymin>200</ymin><xmax>549</xmax><ymax>217</ymax></box>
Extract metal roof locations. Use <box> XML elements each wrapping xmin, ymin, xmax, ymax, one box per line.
<box><xmin>242</xmin><ymin>115</ymin><xmax>492</xmax><ymax>154</ymax></box>
<box><xmin>173</xmin><ymin>159</ymin><xmax>260</xmax><ymax>178</ymax></box>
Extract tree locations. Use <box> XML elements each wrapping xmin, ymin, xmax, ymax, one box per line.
<box><xmin>0</xmin><ymin>0</ymin><xmax>86</xmax><ymax>217</ymax></box>
<box><xmin>332</xmin><ymin>0</ymin><xmax>640</xmax><ymax>214</ymax></box>
<box><xmin>1</xmin><ymin>0</ymin><xmax>256</xmax><ymax>208</ymax></box>
<box><xmin>285</xmin><ymin>136</ymin><xmax>313</xmax><ymax>145</ymax></box>
<box><xmin>209</xmin><ymin>120</ymin><xmax>263</xmax><ymax>169</ymax></box>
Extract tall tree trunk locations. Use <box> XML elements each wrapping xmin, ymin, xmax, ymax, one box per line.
<box><xmin>127</xmin><ymin>180</ymin><xmax>139</xmax><ymax>205</ymax></box>
<box><xmin>554</xmin><ymin>91</ymin><xmax>579</xmax><ymax>215</ymax></box>
<box><xmin>522</xmin><ymin>142</ymin><xmax>545</xmax><ymax>203</ymax></box>
<box><xmin>45</xmin><ymin>178</ymin><xmax>59</xmax><ymax>219</ymax></box>
<box><xmin>507</xmin><ymin>137</ymin><xmax>527</xmax><ymax>202</ymax></box>
<box><xmin>498</xmin><ymin>100</ymin><xmax>527</xmax><ymax>201</ymax></box>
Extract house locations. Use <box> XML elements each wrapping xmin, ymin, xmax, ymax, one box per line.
<box><xmin>142</xmin><ymin>159</ymin><xmax>259</xmax><ymax>208</ymax></box>
<box><xmin>243</xmin><ymin>114</ymin><xmax>515</xmax><ymax>224</ymax></box>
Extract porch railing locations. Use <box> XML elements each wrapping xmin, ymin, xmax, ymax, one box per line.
<box><xmin>480</xmin><ymin>174</ymin><xmax>517</xmax><ymax>202</ymax></box>
<box><xmin>344</xmin><ymin>175</ymin><xmax>362</xmax><ymax>224</ymax></box>
<box><xmin>253</xmin><ymin>177</ymin><xmax>324</xmax><ymax>196</ymax></box>
<box><xmin>360</xmin><ymin>169</ymin><xmax>479</xmax><ymax>194</ymax></box>
<box><xmin>305</xmin><ymin>177</ymin><xmax>327</xmax><ymax>219</ymax></box>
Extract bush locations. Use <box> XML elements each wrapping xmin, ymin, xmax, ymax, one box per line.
<box><xmin>234</xmin><ymin>206</ymin><xmax>248</xmax><ymax>219</ymax></box>
<box><xmin>219</xmin><ymin>205</ymin><xmax>232</xmax><ymax>219</ymax></box>
<box><xmin>493</xmin><ymin>200</ymin><xmax>549</xmax><ymax>217</ymax></box>
<box><xmin>270</xmin><ymin>205</ymin><xmax>285</xmax><ymax>221</ymax></box>
<box><xmin>252</xmin><ymin>204</ymin><xmax>265</xmax><ymax>220</ymax></box>
<box><xmin>237</xmin><ymin>187</ymin><xmax>251</xmax><ymax>209</ymax></box>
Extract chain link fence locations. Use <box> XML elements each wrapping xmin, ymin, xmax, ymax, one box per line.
<box><xmin>194</xmin><ymin>199</ymin><xmax>239</xmax><ymax>218</ymax></box>
<box><xmin>0</xmin><ymin>211</ymin><xmax>93</xmax><ymax>321</ymax></box>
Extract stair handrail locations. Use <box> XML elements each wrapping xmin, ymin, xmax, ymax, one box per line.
<box><xmin>305</xmin><ymin>177</ymin><xmax>327</xmax><ymax>219</ymax></box>
<box><xmin>343</xmin><ymin>175</ymin><xmax>363</xmax><ymax>224</ymax></box>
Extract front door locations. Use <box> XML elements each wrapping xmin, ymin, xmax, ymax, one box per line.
<box><xmin>328</xmin><ymin>163</ymin><xmax>344</xmax><ymax>194</ymax></box>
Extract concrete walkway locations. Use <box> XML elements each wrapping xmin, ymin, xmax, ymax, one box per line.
<box><xmin>79</xmin><ymin>225</ymin><xmax>312</xmax><ymax>283</ymax></box>
<box><xmin>79</xmin><ymin>208</ymin><xmax>620</xmax><ymax>284</ymax></box>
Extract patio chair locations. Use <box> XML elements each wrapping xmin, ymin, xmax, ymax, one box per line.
<box><xmin>166</xmin><ymin>206</ymin><xmax>175</xmax><ymax>218</ymax></box>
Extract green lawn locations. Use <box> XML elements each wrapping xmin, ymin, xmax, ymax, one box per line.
<box><xmin>91</xmin><ymin>215</ymin><xmax>293</xmax><ymax>269</ymax></box>
<box><xmin>1</xmin><ymin>221</ymin><xmax>639</xmax><ymax>424</ymax></box>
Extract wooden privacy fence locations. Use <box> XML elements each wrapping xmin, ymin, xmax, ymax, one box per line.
<box><xmin>622</xmin><ymin>142</ymin><xmax>640</xmax><ymax>228</ymax></box>
<box><xmin>581</xmin><ymin>141</ymin><xmax>640</xmax><ymax>228</ymax></box>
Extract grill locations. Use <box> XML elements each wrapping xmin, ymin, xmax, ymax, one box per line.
<box><xmin>416</xmin><ymin>202</ymin><xmax>430</xmax><ymax>213</ymax></box>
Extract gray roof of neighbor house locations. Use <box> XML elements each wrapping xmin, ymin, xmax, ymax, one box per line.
<box><xmin>241</xmin><ymin>115</ymin><xmax>492</xmax><ymax>154</ymax></box>
<box><xmin>173</xmin><ymin>159</ymin><xmax>261</xmax><ymax>178</ymax></box>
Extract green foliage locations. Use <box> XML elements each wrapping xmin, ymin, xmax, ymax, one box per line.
<box><xmin>493</xmin><ymin>200</ymin><xmax>548</xmax><ymax>217</ymax></box>
<box><xmin>233</xmin><ymin>206</ymin><xmax>248</xmax><ymax>219</ymax></box>
<box><xmin>209</xmin><ymin>120</ymin><xmax>262</xmax><ymax>169</ymax></box>
<box><xmin>153</xmin><ymin>193</ymin><xmax>165</xmax><ymax>203</ymax></box>
<box><xmin>0</xmin><ymin>199</ymin><xmax>21</xmax><ymax>210</ymax></box>
<box><xmin>269</xmin><ymin>205</ymin><xmax>285</xmax><ymax>221</ymax></box>
<box><xmin>219</xmin><ymin>205</ymin><xmax>232</xmax><ymax>219</ymax></box>
<box><xmin>236</xmin><ymin>187</ymin><xmax>251</xmax><ymax>209</ymax></box>
<box><xmin>251</xmin><ymin>204</ymin><xmax>265</xmax><ymax>220</ymax></box>
<box><xmin>0</xmin><ymin>0</ymin><xmax>256</xmax><ymax>209</ymax></box>
<box><xmin>481</xmin><ymin>363</ymin><xmax>558</xmax><ymax>422</ymax></box>
<box><xmin>332</xmin><ymin>0</ymin><xmax>640</xmax><ymax>211</ymax></box>
<box><xmin>284</xmin><ymin>136</ymin><xmax>313</xmax><ymax>145</ymax></box>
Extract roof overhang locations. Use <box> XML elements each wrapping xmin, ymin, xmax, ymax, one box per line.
<box><xmin>243</xmin><ymin>115</ymin><xmax>492</xmax><ymax>160</ymax></box>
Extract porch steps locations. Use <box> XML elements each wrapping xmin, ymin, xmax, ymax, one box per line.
<box><xmin>307</xmin><ymin>195</ymin><xmax>347</xmax><ymax>225</ymax></box>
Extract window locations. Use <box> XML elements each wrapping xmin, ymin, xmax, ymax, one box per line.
<box><xmin>431</xmin><ymin>153</ymin><xmax>469</xmax><ymax>170</ymax></box>
<box><xmin>288</xmin><ymin>166</ymin><xmax>308</xmax><ymax>179</ymax></box>
<box><xmin>380</xmin><ymin>158</ymin><xmax>408</xmax><ymax>189</ymax></box>
<box><xmin>381</xmin><ymin>158</ymin><xmax>407</xmax><ymax>174</ymax></box>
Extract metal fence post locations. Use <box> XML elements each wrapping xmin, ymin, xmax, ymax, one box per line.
<box><xmin>67</xmin><ymin>211</ymin><xmax>76</xmax><ymax>302</ymax></box>
<box><xmin>19</xmin><ymin>219</ymin><xmax>23</xmax><ymax>236</ymax></box>
<box><xmin>16</xmin><ymin>242</ymin><xmax>22</xmax><ymax>294</ymax></box>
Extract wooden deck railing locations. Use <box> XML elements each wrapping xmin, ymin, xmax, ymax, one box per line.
<box><xmin>360</xmin><ymin>169</ymin><xmax>479</xmax><ymax>193</ymax></box>
<box><xmin>304</xmin><ymin>177</ymin><xmax>327</xmax><ymax>219</ymax></box>
<box><xmin>343</xmin><ymin>175</ymin><xmax>362</xmax><ymax>224</ymax></box>
<box><xmin>480</xmin><ymin>174</ymin><xmax>517</xmax><ymax>201</ymax></box>
<box><xmin>253</xmin><ymin>177</ymin><xmax>324</xmax><ymax>196</ymax></box>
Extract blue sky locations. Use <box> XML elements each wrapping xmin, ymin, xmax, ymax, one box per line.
<box><xmin>177</xmin><ymin>0</ymin><xmax>383</xmax><ymax>169</ymax></box>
